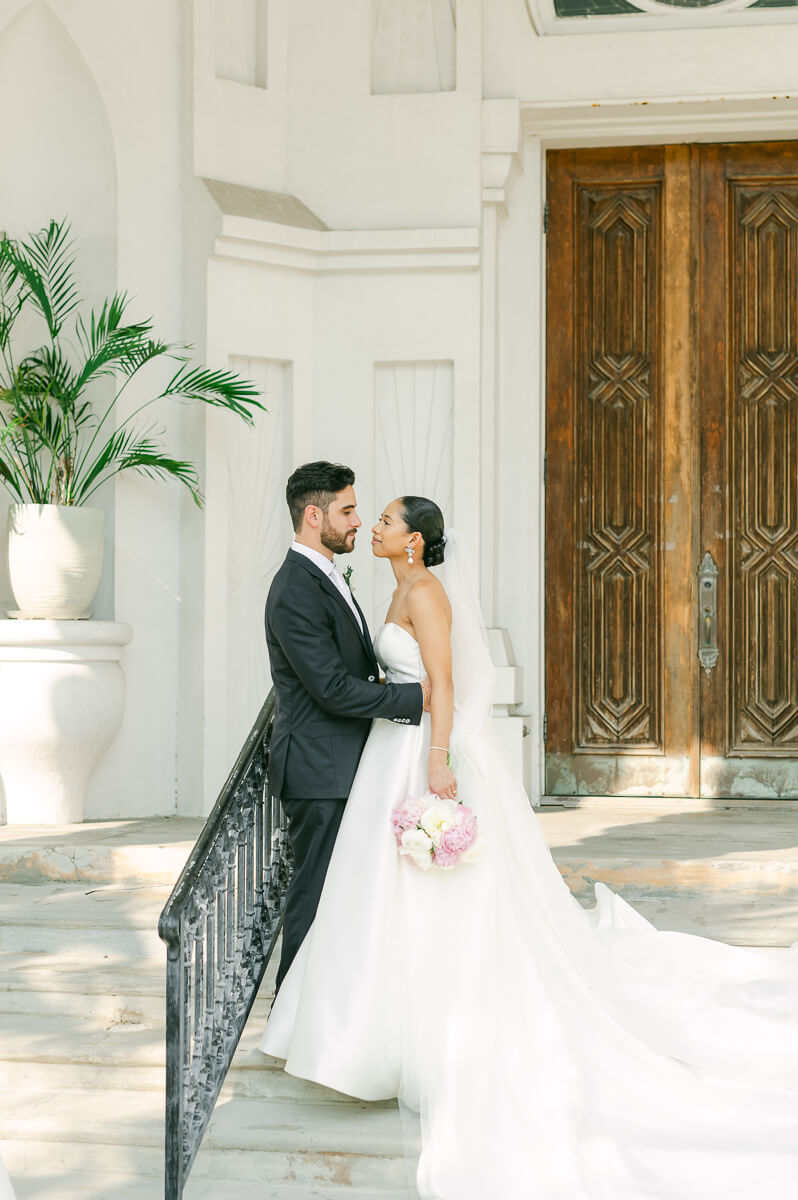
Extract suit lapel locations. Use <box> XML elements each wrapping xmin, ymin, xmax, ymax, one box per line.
<box><xmin>287</xmin><ymin>550</ymin><xmax>375</xmax><ymax>661</ymax></box>
<box><xmin>351</xmin><ymin>593</ymin><xmax>378</xmax><ymax>671</ymax></box>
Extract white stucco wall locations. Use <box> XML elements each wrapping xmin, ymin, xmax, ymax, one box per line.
<box><xmin>3</xmin><ymin>0</ymin><xmax>798</xmax><ymax>820</ymax></box>
<box><xmin>194</xmin><ymin>0</ymin><xmax>798</xmax><ymax>809</ymax></box>
<box><xmin>202</xmin><ymin>221</ymin><xmax>482</xmax><ymax>801</ymax></box>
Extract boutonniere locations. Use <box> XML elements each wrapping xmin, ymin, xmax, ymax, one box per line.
<box><xmin>342</xmin><ymin>565</ymin><xmax>355</xmax><ymax>592</ymax></box>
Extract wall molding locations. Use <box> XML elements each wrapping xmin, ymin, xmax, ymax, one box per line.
<box><xmin>522</xmin><ymin>96</ymin><xmax>798</xmax><ymax>145</ymax></box>
<box><xmin>213</xmin><ymin>217</ymin><xmax>480</xmax><ymax>273</ymax></box>
<box><xmin>482</xmin><ymin>98</ymin><xmax>522</xmax><ymax>210</ymax></box>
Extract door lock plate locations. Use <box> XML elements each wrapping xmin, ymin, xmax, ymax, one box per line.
<box><xmin>697</xmin><ymin>551</ymin><xmax>719</xmax><ymax>673</ymax></box>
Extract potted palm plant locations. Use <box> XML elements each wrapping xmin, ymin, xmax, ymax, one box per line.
<box><xmin>0</xmin><ymin>219</ymin><xmax>263</xmax><ymax>618</ymax></box>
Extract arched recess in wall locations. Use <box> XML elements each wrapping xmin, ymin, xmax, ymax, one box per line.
<box><xmin>372</xmin><ymin>361</ymin><xmax>454</xmax><ymax>625</ymax></box>
<box><xmin>0</xmin><ymin>0</ymin><xmax>117</xmax><ymax>616</ymax></box>
<box><xmin>372</xmin><ymin>0</ymin><xmax>456</xmax><ymax>93</ymax></box>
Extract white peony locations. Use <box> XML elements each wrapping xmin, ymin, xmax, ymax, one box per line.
<box><xmin>400</xmin><ymin>827</ymin><xmax>434</xmax><ymax>870</ymax></box>
<box><xmin>419</xmin><ymin>799</ymin><xmax>459</xmax><ymax>846</ymax></box>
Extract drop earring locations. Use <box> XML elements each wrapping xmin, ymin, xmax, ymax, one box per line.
<box><xmin>406</xmin><ymin>544</ymin><xmax>415</xmax><ymax>564</ymax></box>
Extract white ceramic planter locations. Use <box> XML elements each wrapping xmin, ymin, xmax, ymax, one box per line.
<box><xmin>7</xmin><ymin>503</ymin><xmax>104</xmax><ymax>619</ymax></box>
<box><xmin>0</xmin><ymin>620</ymin><xmax>132</xmax><ymax>824</ymax></box>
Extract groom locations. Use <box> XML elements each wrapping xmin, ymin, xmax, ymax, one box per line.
<box><xmin>266</xmin><ymin>461</ymin><xmax>429</xmax><ymax>993</ymax></box>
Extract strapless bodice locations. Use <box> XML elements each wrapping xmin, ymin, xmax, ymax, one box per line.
<box><xmin>373</xmin><ymin>622</ymin><xmax>424</xmax><ymax>684</ymax></box>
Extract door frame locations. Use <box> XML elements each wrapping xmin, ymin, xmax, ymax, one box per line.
<box><xmin>519</xmin><ymin>97</ymin><xmax>798</xmax><ymax>808</ymax></box>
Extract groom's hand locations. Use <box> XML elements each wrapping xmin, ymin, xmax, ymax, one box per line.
<box><xmin>421</xmin><ymin>677</ymin><xmax>431</xmax><ymax>712</ymax></box>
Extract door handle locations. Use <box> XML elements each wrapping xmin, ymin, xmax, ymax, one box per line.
<box><xmin>697</xmin><ymin>551</ymin><xmax>719</xmax><ymax>672</ymax></box>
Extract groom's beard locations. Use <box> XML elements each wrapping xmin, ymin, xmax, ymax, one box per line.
<box><xmin>320</xmin><ymin>518</ymin><xmax>356</xmax><ymax>556</ymax></box>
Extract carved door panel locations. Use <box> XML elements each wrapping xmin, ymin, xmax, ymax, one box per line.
<box><xmin>699</xmin><ymin>144</ymin><xmax>798</xmax><ymax>797</ymax></box>
<box><xmin>546</xmin><ymin>142</ymin><xmax>798</xmax><ymax>799</ymax></box>
<box><xmin>546</xmin><ymin>146</ymin><xmax>696</xmax><ymax>797</ymax></box>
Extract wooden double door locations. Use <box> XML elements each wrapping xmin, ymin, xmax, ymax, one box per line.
<box><xmin>546</xmin><ymin>143</ymin><xmax>798</xmax><ymax>799</ymax></box>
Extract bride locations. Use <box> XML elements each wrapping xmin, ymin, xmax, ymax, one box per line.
<box><xmin>261</xmin><ymin>495</ymin><xmax>798</xmax><ymax>1199</ymax></box>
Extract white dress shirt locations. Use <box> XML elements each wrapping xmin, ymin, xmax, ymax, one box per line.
<box><xmin>291</xmin><ymin>540</ymin><xmax>363</xmax><ymax>634</ymax></box>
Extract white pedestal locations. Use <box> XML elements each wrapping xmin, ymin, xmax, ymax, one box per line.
<box><xmin>0</xmin><ymin>621</ymin><xmax>132</xmax><ymax>824</ymax></box>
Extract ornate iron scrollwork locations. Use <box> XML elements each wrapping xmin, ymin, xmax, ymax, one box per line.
<box><xmin>159</xmin><ymin>691</ymin><xmax>291</xmax><ymax>1199</ymax></box>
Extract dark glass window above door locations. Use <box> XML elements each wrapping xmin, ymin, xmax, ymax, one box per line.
<box><xmin>542</xmin><ymin>0</ymin><xmax>798</xmax><ymax>28</ymax></box>
<box><xmin>554</xmin><ymin>0</ymin><xmax>797</xmax><ymax>13</ymax></box>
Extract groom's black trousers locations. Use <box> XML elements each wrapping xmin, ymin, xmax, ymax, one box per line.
<box><xmin>275</xmin><ymin>797</ymin><xmax>346</xmax><ymax>995</ymax></box>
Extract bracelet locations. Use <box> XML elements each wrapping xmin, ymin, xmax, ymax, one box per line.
<box><xmin>429</xmin><ymin>746</ymin><xmax>449</xmax><ymax>753</ymax></box>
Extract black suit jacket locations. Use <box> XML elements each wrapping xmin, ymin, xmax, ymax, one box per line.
<box><xmin>265</xmin><ymin>549</ymin><xmax>423</xmax><ymax>800</ymax></box>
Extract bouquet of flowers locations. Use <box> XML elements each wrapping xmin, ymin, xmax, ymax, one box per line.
<box><xmin>391</xmin><ymin>792</ymin><xmax>480</xmax><ymax>871</ymax></box>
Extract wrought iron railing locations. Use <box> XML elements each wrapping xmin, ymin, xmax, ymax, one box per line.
<box><xmin>158</xmin><ymin>690</ymin><xmax>292</xmax><ymax>1199</ymax></box>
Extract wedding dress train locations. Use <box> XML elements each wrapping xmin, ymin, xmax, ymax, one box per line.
<box><xmin>261</xmin><ymin>542</ymin><xmax>798</xmax><ymax>1199</ymax></box>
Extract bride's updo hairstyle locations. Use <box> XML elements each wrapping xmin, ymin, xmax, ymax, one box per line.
<box><xmin>400</xmin><ymin>496</ymin><xmax>446</xmax><ymax>567</ymax></box>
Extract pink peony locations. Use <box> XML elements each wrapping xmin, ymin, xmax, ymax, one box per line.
<box><xmin>432</xmin><ymin>815</ymin><xmax>477</xmax><ymax>867</ymax></box>
<box><xmin>431</xmin><ymin>849</ymin><xmax>458</xmax><ymax>869</ymax></box>
<box><xmin>391</xmin><ymin>797</ymin><xmax>426</xmax><ymax>841</ymax></box>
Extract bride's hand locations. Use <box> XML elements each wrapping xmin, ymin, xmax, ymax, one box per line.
<box><xmin>429</xmin><ymin>751</ymin><xmax>457</xmax><ymax>801</ymax></box>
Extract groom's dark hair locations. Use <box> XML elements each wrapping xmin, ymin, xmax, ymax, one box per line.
<box><xmin>286</xmin><ymin>461</ymin><xmax>356</xmax><ymax>531</ymax></box>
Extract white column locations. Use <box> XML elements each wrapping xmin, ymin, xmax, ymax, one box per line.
<box><xmin>480</xmin><ymin>197</ymin><xmax>500</xmax><ymax>627</ymax></box>
<box><xmin>479</xmin><ymin>99</ymin><xmax>521</xmax><ymax>622</ymax></box>
<box><xmin>480</xmin><ymin>100</ymin><xmax>527</xmax><ymax>783</ymax></box>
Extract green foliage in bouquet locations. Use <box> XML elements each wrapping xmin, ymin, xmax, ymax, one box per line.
<box><xmin>0</xmin><ymin>218</ymin><xmax>264</xmax><ymax>507</ymax></box>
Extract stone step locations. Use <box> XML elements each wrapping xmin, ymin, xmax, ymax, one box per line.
<box><xmin>2</xmin><ymin>809</ymin><xmax>796</xmax><ymax>1200</ymax></box>
<box><xmin>0</xmin><ymin>964</ymin><xmax>270</xmax><ymax>1024</ymax></box>
<box><xmin>0</xmin><ymin>1055</ymin><xmax>380</xmax><ymax>1108</ymax></box>
<box><xmin>4</xmin><ymin>1139</ymin><xmax>411</xmax><ymax>1193</ymax></box>
<box><xmin>1</xmin><ymin>814</ymin><xmax>796</xmax><ymax>946</ymax></box>
<box><xmin>0</xmin><ymin>951</ymin><xmax>167</xmax><ymax>1026</ymax></box>
<box><xmin>0</xmin><ymin>986</ymin><xmax>165</xmax><ymax>1024</ymax></box>
<box><xmin>0</xmin><ymin>1059</ymin><xmax>166</xmax><ymax>1095</ymax></box>
<box><xmin>9</xmin><ymin>1168</ymin><xmax>413</xmax><ymax>1200</ymax></box>
<box><xmin>0</xmin><ymin>820</ymin><xmax>201</xmax><ymax>887</ymax></box>
<box><xmin>0</xmin><ymin>1087</ymin><xmax>410</xmax><ymax>1189</ymax></box>
<box><xmin>0</xmin><ymin>1012</ymin><xmax>169</xmax><ymax>1068</ymax></box>
<box><xmin>3</xmin><ymin>811</ymin><xmax>797</xmax><ymax>903</ymax></box>
<box><xmin>0</xmin><ymin>883</ymin><xmax>172</xmax><ymax>926</ymax></box>
<box><xmin>0</xmin><ymin>1013</ymin><xmax>376</xmax><ymax>1107</ymax></box>
<box><xmin>0</xmin><ymin>919</ymin><xmax>164</xmax><ymax>961</ymax></box>
<box><xmin>0</xmin><ymin>883</ymin><xmax>172</xmax><ymax>962</ymax></box>
<box><xmin>0</xmin><ymin>1086</ymin><xmax>405</xmax><ymax>1157</ymax></box>
<box><xmin>1</xmin><ymin>949</ymin><xmax>164</xmax><ymax>997</ymax></box>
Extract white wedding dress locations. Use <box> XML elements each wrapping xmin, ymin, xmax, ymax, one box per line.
<box><xmin>261</xmin><ymin>536</ymin><xmax>798</xmax><ymax>1199</ymax></box>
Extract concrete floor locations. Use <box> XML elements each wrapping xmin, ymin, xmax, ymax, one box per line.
<box><xmin>535</xmin><ymin>803</ymin><xmax>798</xmax><ymax>945</ymax></box>
<box><xmin>536</xmin><ymin>802</ymin><xmax>798</xmax><ymax>860</ymax></box>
